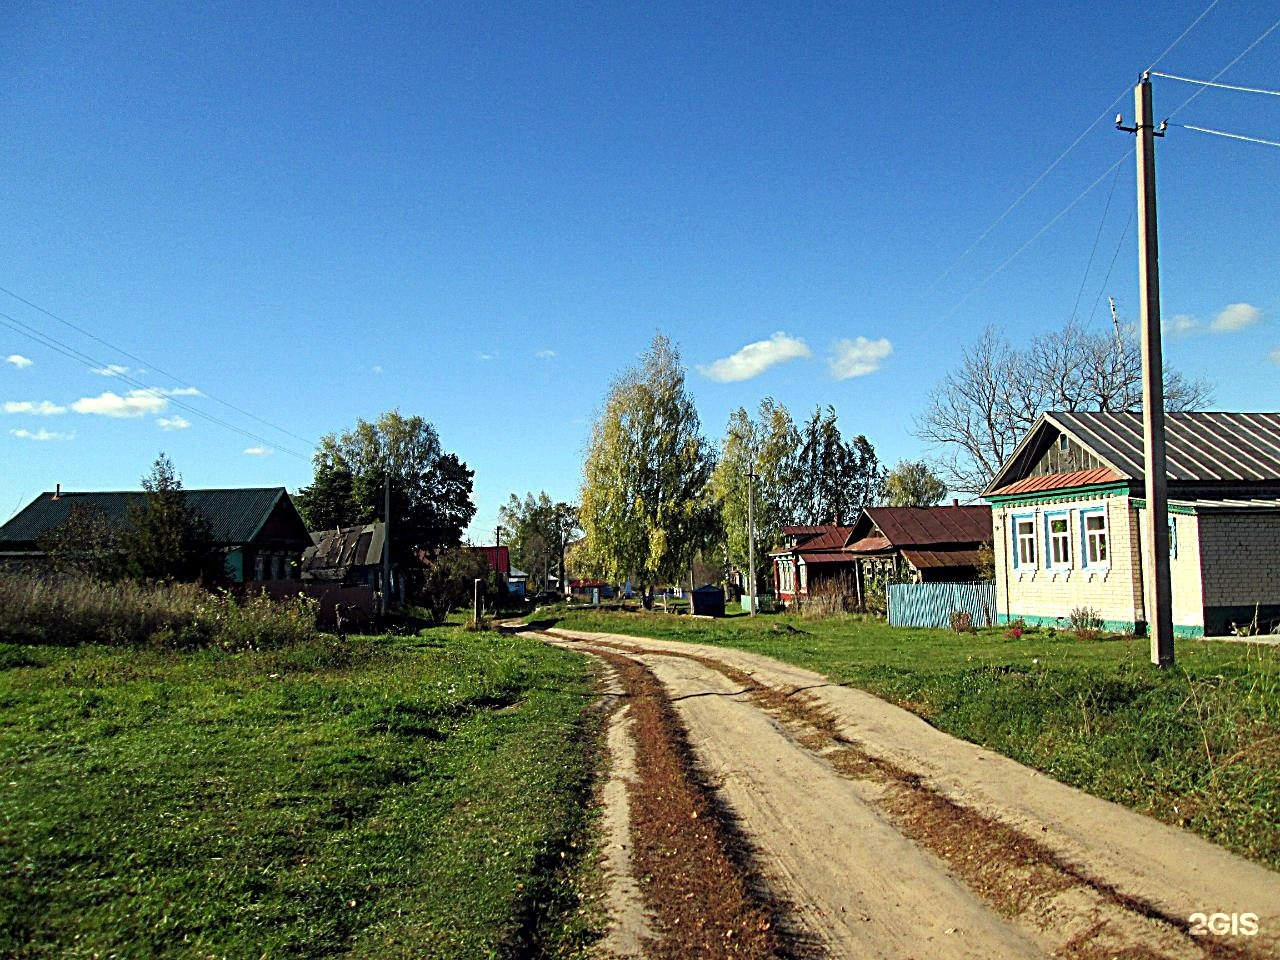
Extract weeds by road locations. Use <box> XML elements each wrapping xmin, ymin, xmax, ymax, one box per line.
<box><xmin>548</xmin><ymin>609</ymin><xmax>1280</xmax><ymax>871</ymax></box>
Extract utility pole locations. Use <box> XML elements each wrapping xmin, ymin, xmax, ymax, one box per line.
<box><xmin>1118</xmin><ymin>72</ymin><xmax>1174</xmax><ymax>667</ymax></box>
<box><xmin>382</xmin><ymin>475</ymin><xmax>391</xmax><ymax>617</ymax></box>
<box><xmin>747</xmin><ymin>466</ymin><xmax>757</xmax><ymax>616</ymax></box>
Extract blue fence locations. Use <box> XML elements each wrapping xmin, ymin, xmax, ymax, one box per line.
<box><xmin>887</xmin><ymin>581</ymin><xmax>996</xmax><ymax>629</ymax></box>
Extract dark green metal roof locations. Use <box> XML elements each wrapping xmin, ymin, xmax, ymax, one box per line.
<box><xmin>0</xmin><ymin>488</ymin><xmax>305</xmax><ymax>547</ymax></box>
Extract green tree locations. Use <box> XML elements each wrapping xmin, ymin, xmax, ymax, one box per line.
<box><xmin>884</xmin><ymin>460</ymin><xmax>948</xmax><ymax>507</ymax></box>
<box><xmin>37</xmin><ymin>504</ymin><xmax>123</xmax><ymax>580</ymax></box>
<box><xmin>794</xmin><ymin>406</ymin><xmax>886</xmax><ymax>525</ymax></box>
<box><xmin>418</xmin><ymin>546</ymin><xmax>492</xmax><ymax>624</ymax></box>
<box><xmin>579</xmin><ymin>334</ymin><xmax>714</xmax><ymax>603</ymax></box>
<box><xmin>295</xmin><ymin>411</ymin><xmax>475</xmax><ymax>560</ymax></box>
<box><xmin>122</xmin><ymin>453</ymin><xmax>213</xmax><ymax>583</ymax></box>
<box><xmin>499</xmin><ymin>493</ymin><xmax>580</xmax><ymax>592</ymax></box>
<box><xmin>709</xmin><ymin>398</ymin><xmax>801</xmax><ymax>592</ymax></box>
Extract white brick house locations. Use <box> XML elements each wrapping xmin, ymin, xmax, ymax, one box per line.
<box><xmin>983</xmin><ymin>411</ymin><xmax>1280</xmax><ymax>637</ymax></box>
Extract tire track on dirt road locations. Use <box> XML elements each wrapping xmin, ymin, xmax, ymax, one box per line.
<box><xmin>539</xmin><ymin>628</ymin><xmax>1280</xmax><ymax>960</ymax></box>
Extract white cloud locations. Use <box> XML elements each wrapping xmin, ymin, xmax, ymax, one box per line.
<box><xmin>1166</xmin><ymin>314</ymin><xmax>1199</xmax><ymax>337</ymax></box>
<box><xmin>828</xmin><ymin>337</ymin><xmax>893</xmax><ymax>379</ymax></box>
<box><xmin>4</xmin><ymin>400</ymin><xmax>66</xmax><ymax>415</ymax></box>
<box><xmin>698</xmin><ymin>332</ymin><xmax>812</xmax><ymax>383</ymax></box>
<box><xmin>160</xmin><ymin>386</ymin><xmax>201</xmax><ymax>396</ymax></box>
<box><xmin>92</xmin><ymin>364</ymin><xmax>130</xmax><ymax>377</ymax></box>
<box><xmin>477</xmin><ymin>352</ymin><xmax>498</xmax><ymax>362</ymax></box>
<box><xmin>536</xmin><ymin>349</ymin><xmax>557</xmax><ymax>360</ymax></box>
<box><xmin>243</xmin><ymin>446</ymin><xmax>272</xmax><ymax>456</ymax></box>
<box><xmin>157</xmin><ymin>416</ymin><xmax>190</xmax><ymax>430</ymax></box>
<box><xmin>1211</xmin><ymin>302</ymin><xmax>1262</xmax><ymax>333</ymax></box>
<box><xmin>5</xmin><ymin>355</ymin><xmax>33</xmax><ymax>369</ymax></box>
<box><xmin>372</xmin><ymin>365</ymin><xmax>383</xmax><ymax>374</ymax></box>
<box><xmin>10</xmin><ymin>428</ymin><xmax>73</xmax><ymax>441</ymax></box>
<box><xmin>71</xmin><ymin>389</ymin><xmax>168</xmax><ymax>418</ymax></box>
<box><xmin>1269</xmin><ymin>347</ymin><xmax>1280</xmax><ymax>366</ymax></box>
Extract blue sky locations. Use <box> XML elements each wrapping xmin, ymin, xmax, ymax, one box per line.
<box><xmin>2</xmin><ymin>1</ymin><xmax>1277</xmax><ymax>541</ymax></box>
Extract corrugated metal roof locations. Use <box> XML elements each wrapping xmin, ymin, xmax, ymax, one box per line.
<box><xmin>987</xmin><ymin>467</ymin><xmax>1123</xmax><ymax>498</ymax></box>
<box><xmin>1050</xmin><ymin>411</ymin><xmax>1280</xmax><ymax>482</ymax></box>
<box><xmin>799</xmin><ymin>526</ymin><xmax>855</xmax><ymax>551</ymax></box>
<box><xmin>863</xmin><ymin>506</ymin><xmax>992</xmax><ymax>546</ymax></box>
<box><xmin>1164</xmin><ymin>497</ymin><xmax>1280</xmax><ymax>512</ymax></box>
<box><xmin>302</xmin><ymin>522</ymin><xmax>385</xmax><ymax>575</ymax></box>
<box><xmin>901</xmin><ymin>548</ymin><xmax>983</xmax><ymax>569</ymax></box>
<box><xmin>0</xmin><ymin>488</ymin><xmax>299</xmax><ymax>546</ymax></box>
<box><xmin>799</xmin><ymin>551</ymin><xmax>856</xmax><ymax>565</ymax></box>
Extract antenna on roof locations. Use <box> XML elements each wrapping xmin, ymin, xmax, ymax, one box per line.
<box><xmin>1107</xmin><ymin>297</ymin><xmax>1124</xmax><ymax>352</ymax></box>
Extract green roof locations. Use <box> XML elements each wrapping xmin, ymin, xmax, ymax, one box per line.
<box><xmin>0</xmin><ymin>488</ymin><xmax>307</xmax><ymax>547</ymax></box>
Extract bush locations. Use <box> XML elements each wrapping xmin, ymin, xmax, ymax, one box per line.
<box><xmin>1069</xmin><ymin>606</ymin><xmax>1105</xmax><ymax>641</ymax></box>
<box><xmin>0</xmin><ymin>573</ymin><xmax>317</xmax><ymax>650</ymax></box>
<box><xmin>1003</xmin><ymin>617</ymin><xmax>1026</xmax><ymax>639</ymax></box>
<box><xmin>950</xmin><ymin>609</ymin><xmax>976</xmax><ymax>634</ymax></box>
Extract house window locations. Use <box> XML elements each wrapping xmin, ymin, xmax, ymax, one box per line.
<box><xmin>1047</xmin><ymin>514</ymin><xmax>1070</xmax><ymax>568</ymax></box>
<box><xmin>1014</xmin><ymin>516</ymin><xmax>1037</xmax><ymax>567</ymax></box>
<box><xmin>1082</xmin><ymin>510</ymin><xmax>1109</xmax><ymax>567</ymax></box>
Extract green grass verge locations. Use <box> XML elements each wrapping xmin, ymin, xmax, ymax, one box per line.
<box><xmin>548</xmin><ymin>608</ymin><xmax>1280</xmax><ymax>870</ymax></box>
<box><xmin>0</xmin><ymin>626</ymin><xmax>600</xmax><ymax>958</ymax></box>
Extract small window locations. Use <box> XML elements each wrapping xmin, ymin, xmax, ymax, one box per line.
<box><xmin>1058</xmin><ymin>434</ymin><xmax>1069</xmax><ymax>452</ymax></box>
<box><xmin>1048</xmin><ymin>516</ymin><xmax>1070</xmax><ymax>567</ymax></box>
<box><xmin>1169</xmin><ymin>517</ymin><xmax>1178</xmax><ymax>560</ymax></box>
<box><xmin>1016</xmin><ymin>517</ymin><xmax>1037</xmax><ymax>567</ymax></box>
<box><xmin>1084</xmin><ymin>512</ymin><xmax>1109</xmax><ymax>566</ymax></box>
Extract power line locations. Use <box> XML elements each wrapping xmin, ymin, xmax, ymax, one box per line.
<box><xmin>0</xmin><ymin>309</ymin><xmax>311</xmax><ymax>460</ymax></box>
<box><xmin>1165</xmin><ymin>15</ymin><xmax>1280</xmax><ymax>120</ymax></box>
<box><xmin>1175</xmin><ymin>122</ymin><xmax>1280</xmax><ymax>147</ymax></box>
<box><xmin>1151</xmin><ymin>71</ymin><xmax>1280</xmax><ymax>97</ymax></box>
<box><xmin>922</xmin><ymin>0</ymin><xmax>1222</xmax><ymax>295</ymax></box>
<box><xmin>1088</xmin><ymin>203</ymin><xmax>1136</xmax><ymax>327</ymax></box>
<box><xmin>1070</xmin><ymin>158</ymin><xmax>1124</xmax><ymax>324</ymax></box>
<box><xmin>0</xmin><ymin>284</ymin><xmax>317</xmax><ymax>449</ymax></box>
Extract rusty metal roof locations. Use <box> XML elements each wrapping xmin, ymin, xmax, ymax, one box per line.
<box><xmin>862</xmin><ymin>506</ymin><xmax>992</xmax><ymax>547</ymax></box>
<box><xmin>798</xmin><ymin>526</ymin><xmax>855</xmax><ymax>551</ymax></box>
<box><xmin>302</xmin><ymin>522</ymin><xmax>385</xmax><ymax>575</ymax></box>
<box><xmin>846</xmin><ymin>535</ymin><xmax>892</xmax><ymax>554</ymax></box>
<box><xmin>987</xmin><ymin>467</ymin><xmax>1123</xmax><ymax>498</ymax></box>
<box><xmin>901</xmin><ymin>547</ymin><xmax>984</xmax><ymax>570</ymax></box>
<box><xmin>799</xmin><ymin>551</ymin><xmax>857</xmax><ymax>565</ymax></box>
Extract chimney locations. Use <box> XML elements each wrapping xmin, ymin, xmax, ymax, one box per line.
<box><xmin>52</xmin><ymin>484</ymin><xmax>60</xmax><ymax>500</ymax></box>
<box><xmin>952</xmin><ymin>498</ymin><xmax>959</xmax><ymax>507</ymax></box>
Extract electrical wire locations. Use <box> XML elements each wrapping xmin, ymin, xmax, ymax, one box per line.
<box><xmin>1165</xmin><ymin>16</ymin><xmax>1280</xmax><ymax>120</ymax></box>
<box><xmin>0</xmin><ymin>309</ymin><xmax>311</xmax><ymax>461</ymax></box>
<box><xmin>1087</xmin><ymin>204</ymin><xmax>1135</xmax><ymax>327</ymax></box>
<box><xmin>922</xmin><ymin>0</ymin><xmax>1222</xmax><ymax>295</ymax></box>
<box><xmin>0</xmin><ymin>284</ymin><xmax>317</xmax><ymax>449</ymax></box>
<box><xmin>1150</xmin><ymin>71</ymin><xmax>1280</xmax><ymax>97</ymax></box>
<box><xmin>1174</xmin><ymin>122</ymin><xmax>1280</xmax><ymax>147</ymax></box>
<box><xmin>1069</xmin><ymin>158</ymin><xmax>1123</xmax><ymax>324</ymax></box>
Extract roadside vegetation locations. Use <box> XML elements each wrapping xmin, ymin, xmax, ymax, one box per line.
<box><xmin>0</xmin><ymin>622</ymin><xmax>600</xmax><ymax>958</ymax></box>
<box><xmin>548</xmin><ymin>607</ymin><xmax>1280</xmax><ymax>870</ymax></box>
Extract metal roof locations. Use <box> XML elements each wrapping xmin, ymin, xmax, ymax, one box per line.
<box><xmin>302</xmin><ymin>522</ymin><xmax>385</xmax><ymax>575</ymax></box>
<box><xmin>846</xmin><ymin>535</ymin><xmax>892</xmax><ymax>554</ymax></box>
<box><xmin>987</xmin><ymin>467</ymin><xmax>1123</xmax><ymax>499</ymax></box>
<box><xmin>901</xmin><ymin>547</ymin><xmax>984</xmax><ymax>570</ymax></box>
<box><xmin>988</xmin><ymin>412</ymin><xmax>1280</xmax><ymax>494</ymax></box>
<box><xmin>862</xmin><ymin>506</ymin><xmax>992</xmax><ymax>546</ymax></box>
<box><xmin>799</xmin><ymin>551</ymin><xmax>856</xmax><ymax>565</ymax></box>
<box><xmin>0</xmin><ymin>488</ymin><xmax>303</xmax><ymax>546</ymax></box>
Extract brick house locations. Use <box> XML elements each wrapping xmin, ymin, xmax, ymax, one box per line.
<box><xmin>983</xmin><ymin>411</ymin><xmax>1280</xmax><ymax>637</ymax></box>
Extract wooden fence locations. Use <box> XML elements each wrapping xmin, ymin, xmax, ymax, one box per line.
<box><xmin>887</xmin><ymin>581</ymin><xmax>996</xmax><ymax>629</ymax></box>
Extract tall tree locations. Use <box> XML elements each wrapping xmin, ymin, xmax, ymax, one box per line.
<box><xmin>884</xmin><ymin>460</ymin><xmax>948</xmax><ymax>507</ymax></box>
<box><xmin>37</xmin><ymin>504</ymin><xmax>123</xmax><ymax>580</ymax></box>
<box><xmin>295</xmin><ymin>411</ymin><xmax>475</xmax><ymax>559</ymax></box>
<box><xmin>122</xmin><ymin>453</ymin><xmax>213</xmax><ymax>583</ymax></box>
<box><xmin>579</xmin><ymin>334</ymin><xmax>715</xmax><ymax>601</ymax></box>
<box><xmin>793</xmin><ymin>406</ymin><xmax>886</xmax><ymax>525</ymax></box>
<box><xmin>499</xmin><ymin>492</ymin><xmax>580</xmax><ymax>592</ymax></box>
<box><xmin>710</xmin><ymin>399</ymin><xmax>802</xmax><ymax>589</ymax></box>
<box><xmin>916</xmin><ymin>321</ymin><xmax>1213</xmax><ymax>494</ymax></box>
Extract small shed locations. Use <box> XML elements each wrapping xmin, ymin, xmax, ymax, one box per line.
<box><xmin>690</xmin><ymin>583</ymin><xmax>726</xmax><ymax>617</ymax></box>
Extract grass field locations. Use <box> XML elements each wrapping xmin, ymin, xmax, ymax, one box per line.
<box><xmin>547</xmin><ymin>607</ymin><xmax>1280</xmax><ymax>871</ymax></box>
<box><xmin>0</xmin><ymin>625</ymin><xmax>599</xmax><ymax>959</ymax></box>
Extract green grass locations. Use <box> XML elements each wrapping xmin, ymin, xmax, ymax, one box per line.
<box><xmin>0</xmin><ymin>625</ymin><xmax>600</xmax><ymax>958</ymax></box>
<box><xmin>548</xmin><ymin>608</ymin><xmax>1280</xmax><ymax>870</ymax></box>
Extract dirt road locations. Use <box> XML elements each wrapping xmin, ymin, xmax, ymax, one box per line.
<box><xmin>539</xmin><ymin>627</ymin><xmax>1280</xmax><ymax>960</ymax></box>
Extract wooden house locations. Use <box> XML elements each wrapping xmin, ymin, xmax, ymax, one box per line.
<box><xmin>983</xmin><ymin>411</ymin><xmax>1280</xmax><ymax>637</ymax></box>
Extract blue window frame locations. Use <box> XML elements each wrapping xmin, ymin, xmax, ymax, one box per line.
<box><xmin>1045</xmin><ymin>510</ymin><xmax>1071</xmax><ymax>569</ymax></box>
<box><xmin>1080</xmin><ymin>507</ymin><xmax>1109</xmax><ymax>568</ymax></box>
<box><xmin>1012</xmin><ymin>512</ymin><xmax>1037</xmax><ymax>569</ymax></box>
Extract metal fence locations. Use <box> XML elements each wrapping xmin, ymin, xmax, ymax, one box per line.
<box><xmin>887</xmin><ymin>581</ymin><xmax>996</xmax><ymax>629</ymax></box>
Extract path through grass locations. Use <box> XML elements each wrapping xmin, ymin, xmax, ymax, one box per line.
<box><xmin>549</xmin><ymin>609</ymin><xmax>1280</xmax><ymax>871</ymax></box>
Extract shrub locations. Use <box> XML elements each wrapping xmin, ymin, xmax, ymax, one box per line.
<box><xmin>1069</xmin><ymin>606</ymin><xmax>1105</xmax><ymax>640</ymax></box>
<box><xmin>1003</xmin><ymin>617</ymin><xmax>1026</xmax><ymax>639</ymax></box>
<box><xmin>950</xmin><ymin>609</ymin><xmax>975</xmax><ymax>634</ymax></box>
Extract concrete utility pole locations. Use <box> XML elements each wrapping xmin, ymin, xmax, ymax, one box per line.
<box><xmin>747</xmin><ymin>467</ymin><xmax>757</xmax><ymax>616</ymax></box>
<box><xmin>1118</xmin><ymin>73</ymin><xmax>1174</xmax><ymax>667</ymax></box>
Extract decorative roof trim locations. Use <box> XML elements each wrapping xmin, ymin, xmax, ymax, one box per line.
<box><xmin>986</xmin><ymin>482</ymin><xmax>1131</xmax><ymax>508</ymax></box>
